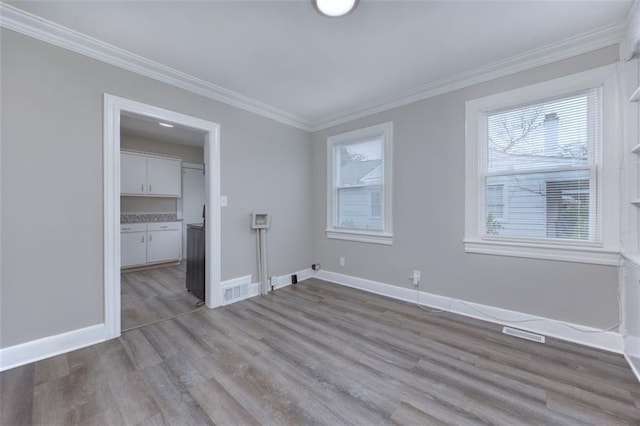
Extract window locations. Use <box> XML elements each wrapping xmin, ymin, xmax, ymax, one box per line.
<box><xmin>370</xmin><ymin>191</ymin><xmax>382</xmax><ymax>218</ymax></box>
<box><xmin>465</xmin><ymin>65</ymin><xmax>620</xmax><ymax>265</ymax></box>
<box><xmin>483</xmin><ymin>92</ymin><xmax>599</xmax><ymax>241</ymax></box>
<box><xmin>486</xmin><ymin>184</ymin><xmax>505</xmax><ymax>225</ymax></box>
<box><xmin>327</xmin><ymin>122</ymin><xmax>393</xmax><ymax>245</ymax></box>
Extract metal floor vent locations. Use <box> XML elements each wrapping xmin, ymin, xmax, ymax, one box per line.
<box><xmin>223</xmin><ymin>283</ymin><xmax>248</xmax><ymax>303</ymax></box>
<box><xmin>502</xmin><ymin>326</ymin><xmax>546</xmax><ymax>344</ymax></box>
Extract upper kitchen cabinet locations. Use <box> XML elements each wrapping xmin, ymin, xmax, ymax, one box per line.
<box><xmin>121</xmin><ymin>152</ymin><xmax>147</xmax><ymax>195</ymax></box>
<box><xmin>147</xmin><ymin>156</ymin><xmax>181</xmax><ymax>196</ymax></box>
<box><xmin>121</xmin><ymin>151</ymin><xmax>182</xmax><ymax>197</ymax></box>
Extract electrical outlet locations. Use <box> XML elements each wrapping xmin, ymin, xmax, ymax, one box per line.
<box><xmin>412</xmin><ymin>270</ymin><xmax>421</xmax><ymax>286</ymax></box>
<box><xmin>339</xmin><ymin>257</ymin><xmax>345</xmax><ymax>267</ymax></box>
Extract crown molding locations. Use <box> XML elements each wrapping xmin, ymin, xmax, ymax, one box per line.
<box><xmin>0</xmin><ymin>3</ymin><xmax>313</xmax><ymax>131</ymax></box>
<box><xmin>0</xmin><ymin>3</ymin><xmax>626</xmax><ymax>133</ymax></box>
<box><xmin>620</xmin><ymin>0</ymin><xmax>640</xmax><ymax>60</ymax></box>
<box><xmin>310</xmin><ymin>21</ymin><xmax>626</xmax><ymax>132</ymax></box>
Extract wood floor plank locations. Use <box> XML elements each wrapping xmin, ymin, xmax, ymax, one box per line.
<box><xmin>390</xmin><ymin>401</ymin><xmax>450</xmax><ymax>426</ymax></box>
<box><xmin>121</xmin><ymin>263</ymin><xmax>201</xmax><ymax>331</ymax></box>
<box><xmin>138</xmin><ymin>362</ymin><xmax>213</xmax><ymax>426</ymax></box>
<box><xmin>119</xmin><ymin>328</ymin><xmax>163</xmax><ymax>370</ymax></box>
<box><xmin>2</xmin><ymin>278</ymin><xmax>639</xmax><ymax>425</ymax></box>
<box><xmin>33</xmin><ymin>354</ymin><xmax>69</xmax><ymax>385</ymax></box>
<box><xmin>64</xmin><ymin>346</ymin><xmax>122</xmax><ymax>424</ymax></box>
<box><xmin>187</xmin><ymin>377</ymin><xmax>260</xmax><ymax>426</ymax></box>
<box><xmin>244</xmin><ymin>302</ymin><xmax>513</xmax><ymax>424</ymax></box>
<box><xmin>96</xmin><ymin>340</ymin><xmax>163</xmax><ymax>426</ymax></box>
<box><xmin>0</xmin><ymin>363</ymin><xmax>34</xmax><ymax>425</ymax></box>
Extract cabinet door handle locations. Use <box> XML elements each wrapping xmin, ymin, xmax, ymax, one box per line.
<box><xmin>149</xmin><ymin>185</ymin><xmax>152</xmax><ymax>192</ymax></box>
<box><xmin>149</xmin><ymin>234</ymin><xmax>152</xmax><ymax>242</ymax></box>
<box><xmin>122</xmin><ymin>227</ymin><xmax>131</xmax><ymax>231</ymax></box>
<box><xmin>141</xmin><ymin>184</ymin><xmax>144</xmax><ymax>192</ymax></box>
<box><xmin>160</xmin><ymin>226</ymin><xmax>168</xmax><ymax>229</ymax></box>
<box><xmin>141</xmin><ymin>235</ymin><xmax>145</xmax><ymax>243</ymax></box>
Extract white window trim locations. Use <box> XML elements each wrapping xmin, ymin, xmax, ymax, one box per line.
<box><xmin>464</xmin><ymin>64</ymin><xmax>621</xmax><ymax>265</ymax></box>
<box><xmin>326</xmin><ymin>122</ymin><xmax>393</xmax><ymax>245</ymax></box>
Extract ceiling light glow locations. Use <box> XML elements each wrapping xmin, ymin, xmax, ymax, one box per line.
<box><xmin>313</xmin><ymin>0</ymin><xmax>358</xmax><ymax>17</ymax></box>
<box><xmin>159</xmin><ymin>122</ymin><xmax>174</xmax><ymax>128</ymax></box>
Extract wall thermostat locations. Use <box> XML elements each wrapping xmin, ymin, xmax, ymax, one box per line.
<box><xmin>251</xmin><ymin>213</ymin><xmax>270</xmax><ymax>229</ymax></box>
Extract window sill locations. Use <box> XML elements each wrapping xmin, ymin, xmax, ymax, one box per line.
<box><xmin>326</xmin><ymin>229</ymin><xmax>393</xmax><ymax>245</ymax></box>
<box><xmin>463</xmin><ymin>238</ymin><xmax>620</xmax><ymax>265</ymax></box>
<box><xmin>622</xmin><ymin>253</ymin><xmax>640</xmax><ymax>269</ymax></box>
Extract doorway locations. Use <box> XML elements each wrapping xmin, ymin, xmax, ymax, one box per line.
<box><xmin>103</xmin><ymin>94</ymin><xmax>221</xmax><ymax>339</ymax></box>
<box><xmin>119</xmin><ymin>115</ymin><xmax>206</xmax><ymax>330</ymax></box>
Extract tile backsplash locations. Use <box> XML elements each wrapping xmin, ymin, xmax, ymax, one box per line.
<box><xmin>121</xmin><ymin>213</ymin><xmax>180</xmax><ymax>223</ymax></box>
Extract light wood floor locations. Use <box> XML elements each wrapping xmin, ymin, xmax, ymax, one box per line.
<box><xmin>121</xmin><ymin>263</ymin><xmax>202</xmax><ymax>331</ymax></box>
<box><xmin>2</xmin><ymin>279</ymin><xmax>639</xmax><ymax>425</ymax></box>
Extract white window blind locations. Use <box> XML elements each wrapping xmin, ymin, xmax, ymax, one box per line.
<box><xmin>479</xmin><ymin>89</ymin><xmax>602</xmax><ymax>243</ymax></box>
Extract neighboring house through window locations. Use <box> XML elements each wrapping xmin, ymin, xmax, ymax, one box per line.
<box><xmin>327</xmin><ymin>122</ymin><xmax>393</xmax><ymax>245</ymax></box>
<box><xmin>370</xmin><ymin>190</ymin><xmax>382</xmax><ymax>218</ymax></box>
<box><xmin>464</xmin><ymin>65</ymin><xmax>620</xmax><ymax>265</ymax></box>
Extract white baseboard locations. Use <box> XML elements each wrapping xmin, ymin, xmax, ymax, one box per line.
<box><xmin>315</xmin><ymin>270</ymin><xmax>624</xmax><ymax>354</ymax></box>
<box><xmin>272</xmin><ymin>267</ymin><xmax>313</xmax><ymax>289</ymax></box>
<box><xmin>624</xmin><ymin>330</ymin><xmax>640</xmax><ymax>381</ymax></box>
<box><xmin>624</xmin><ymin>335</ymin><xmax>640</xmax><ymax>382</ymax></box>
<box><xmin>221</xmin><ymin>268</ymin><xmax>313</xmax><ymax>305</ymax></box>
<box><xmin>624</xmin><ymin>352</ymin><xmax>640</xmax><ymax>382</ymax></box>
<box><xmin>0</xmin><ymin>324</ymin><xmax>106</xmax><ymax>372</ymax></box>
<box><xmin>626</xmin><ymin>334</ymin><xmax>640</xmax><ymax>358</ymax></box>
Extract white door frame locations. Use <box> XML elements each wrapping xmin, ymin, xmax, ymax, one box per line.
<box><xmin>103</xmin><ymin>94</ymin><xmax>221</xmax><ymax>339</ymax></box>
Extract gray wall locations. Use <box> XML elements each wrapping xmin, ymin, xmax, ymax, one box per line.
<box><xmin>0</xmin><ymin>29</ymin><xmax>313</xmax><ymax>348</ymax></box>
<box><xmin>311</xmin><ymin>46</ymin><xmax>620</xmax><ymax>329</ymax></box>
<box><xmin>121</xmin><ymin>134</ymin><xmax>204</xmax><ymax>164</ymax></box>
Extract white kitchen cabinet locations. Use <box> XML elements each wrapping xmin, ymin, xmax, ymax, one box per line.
<box><xmin>121</xmin><ymin>222</ymin><xmax>182</xmax><ymax>268</ymax></box>
<box><xmin>121</xmin><ymin>152</ymin><xmax>147</xmax><ymax>195</ymax></box>
<box><xmin>147</xmin><ymin>222</ymin><xmax>182</xmax><ymax>263</ymax></box>
<box><xmin>121</xmin><ymin>223</ymin><xmax>148</xmax><ymax>267</ymax></box>
<box><xmin>147</xmin><ymin>156</ymin><xmax>182</xmax><ymax>196</ymax></box>
<box><xmin>121</xmin><ymin>151</ymin><xmax>182</xmax><ymax>197</ymax></box>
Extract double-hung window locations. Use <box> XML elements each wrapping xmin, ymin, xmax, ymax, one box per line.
<box><xmin>465</xmin><ymin>65</ymin><xmax>620</xmax><ymax>265</ymax></box>
<box><xmin>327</xmin><ymin>122</ymin><xmax>393</xmax><ymax>245</ymax></box>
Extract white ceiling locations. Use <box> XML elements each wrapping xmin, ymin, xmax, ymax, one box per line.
<box><xmin>7</xmin><ymin>1</ymin><xmax>633</xmax><ymax>128</ymax></box>
<box><xmin>121</xmin><ymin>113</ymin><xmax>206</xmax><ymax>147</ymax></box>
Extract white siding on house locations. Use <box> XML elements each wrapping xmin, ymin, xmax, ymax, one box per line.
<box><xmin>338</xmin><ymin>185</ymin><xmax>382</xmax><ymax>230</ymax></box>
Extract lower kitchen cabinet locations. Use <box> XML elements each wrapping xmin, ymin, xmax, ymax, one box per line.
<box><xmin>121</xmin><ymin>231</ymin><xmax>147</xmax><ymax>267</ymax></box>
<box><xmin>147</xmin><ymin>222</ymin><xmax>182</xmax><ymax>263</ymax></box>
<box><xmin>121</xmin><ymin>222</ymin><xmax>182</xmax><ymax>268</ymax></box>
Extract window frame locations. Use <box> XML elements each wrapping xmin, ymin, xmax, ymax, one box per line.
<box><xmin>326</xmin><ymin>122</ymin><xmax>393</xmax><ymax>245</ymax></box>
<box><xmin>464</xmin><ymin>65</ymin><xmax>621</xmax><ymax>265</ymax></box>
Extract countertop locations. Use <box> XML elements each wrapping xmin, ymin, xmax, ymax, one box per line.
<box><xmin>121</xmin><ymin>213</ymin><xmax>183</xmax><ymax>224</ymax></box>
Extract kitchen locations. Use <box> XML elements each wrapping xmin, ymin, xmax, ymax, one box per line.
<box><xmin>119</xmin><ymin>113</ymin><xmax>206</xmax><ymax>330</ymax></box>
